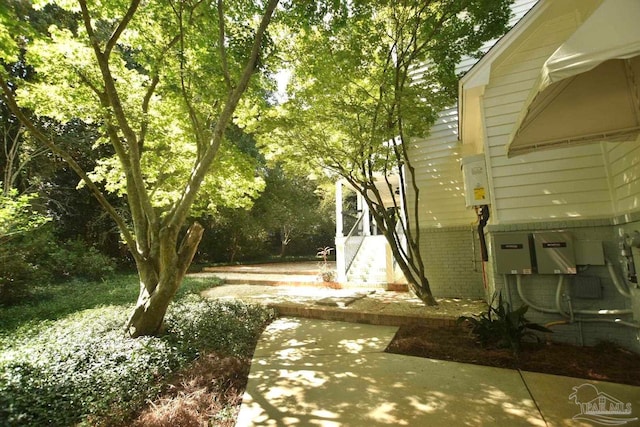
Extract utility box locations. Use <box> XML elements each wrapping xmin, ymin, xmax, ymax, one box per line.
<box><xmin>493</xmin><ymin>232</ymin><xmax>534</xmax><ymax>274</ymax></box>
<box><xmin>461</xmin><ymin>154</ymin><xmax>490</xmax><ymax>207</ymax></box>
<box><xmin>533</xmin><ymin>231</ymin><xmax>576</xmax><ymax>274</ymax></box>
<box><xmin>574</xmin><ymin>240</ymin><xmax>605</xmax><ymax>266</ymax></box>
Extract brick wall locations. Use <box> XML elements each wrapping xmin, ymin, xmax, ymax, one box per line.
<box><xmin>485</xmin><ymin>219</ymin><xmax>640</xmax><ymax>353</ymax></box>
<box><xmin>420</xmin><ymin>226</ymin><xmax>485</xmax><ymax>299</ymax></box>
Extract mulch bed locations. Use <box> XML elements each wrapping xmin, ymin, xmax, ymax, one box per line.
<box><xmin>385</xmin><ymin>323</ymin><xmax>640</xmax><ymax>387</ymax></box>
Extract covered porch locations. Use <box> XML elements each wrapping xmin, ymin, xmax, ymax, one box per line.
<box><xmin>334</xmin><ymin>174</ymin><xmax>407</xmax><ymax>288</ymax></box>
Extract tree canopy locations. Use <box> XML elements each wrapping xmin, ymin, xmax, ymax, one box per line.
<box><xmin>0</xmin><ymin>0</ymin><xmax>280</xmax><ymax>336</ymax></box>
<box><xmin>0</xmin><ymin>0</ymin><xmax>515</xmax><ymax>329</ymax></box>
<box><xmin>258</xmin><ymin>0</ymin><xmax>514</xmax><ymax>303</ymax></box>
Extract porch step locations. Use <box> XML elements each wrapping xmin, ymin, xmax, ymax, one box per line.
<box><xmin>346</xmin><ymin>236</ymin><xmax>388</xmax><ymax>283</ymax></box>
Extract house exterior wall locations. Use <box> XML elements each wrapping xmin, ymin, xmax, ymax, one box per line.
<box><xmin>404</xmin><ymin>109</ymin><xmax>483</xmax><ymax>298</ymax></box>
<box><xmin>483</xmin><ymin>9</ymin><xmax>613</xmax><ymax>223</ymax></box>
<box><xmin>607</xmin><ymin>138</ymin><xmax>640</xmax><ymax>215</ymax></box>
<box><xmin>404</xmin><ymin>0</ymin><xmax>538</xmax><ymax>297</ymax></box>
<box><xmin>471</xmin><ymin>1</ymin><xmax>640</xmax><ymax>352</ymax></box>
<box><xmin>420</xmin><ymin>226</ymin><xmax>484</xmax><ymax>298</ymax></box>
<box><xmin>406</xmin><ymin>108</ymin><xmax>475</xmax><ymax>229</ymax></box>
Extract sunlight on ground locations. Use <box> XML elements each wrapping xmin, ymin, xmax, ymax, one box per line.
<box><xmin>202</xmin><ymin>284</ymin><xmax>488</xmax><ymax>318</ymax></box>
<box><xmin>368</xmin><ymin>402</ymin><xmax>409</xmax><ymax>425</ymax></box>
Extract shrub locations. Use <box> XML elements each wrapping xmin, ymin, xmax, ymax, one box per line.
<box><xmin>41</xmin><ymin>238</ymin><xmax>116</xmax><ymax>281</ymax></box>
<box><xmin>0</xmin><ymin>227</ymin><xmax>52</xmax><ymax>305</ymax></box>
<box><xmin>0</xmin><ymin>190</ymin><xmax>51</xmax><ymax>304</ymax></box>
<box><xmin>0</xmin><ymin>227</ymin><xmax>117</xmax><ymax>306</ymax></box>
<box><xmin>458</xmin><ymin>292</ymin><xmax>552</xmax><ymax>353</ymax></box>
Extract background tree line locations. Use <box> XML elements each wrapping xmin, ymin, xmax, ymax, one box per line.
<box><xmin>1</xmin><ymin>103</ymin><xmax>334</xmax><ymax>304</ymax></box>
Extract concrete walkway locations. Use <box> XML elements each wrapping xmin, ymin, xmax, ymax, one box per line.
<box><xmin>236</xmin><ymin>318</ymin><xmax>640</xmax><ymax>427</ymax></box>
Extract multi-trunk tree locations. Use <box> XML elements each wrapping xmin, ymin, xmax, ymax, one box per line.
<box><xmin>259</xmin><ymin>0</ymin><xmax>514</xmax><ymax>305</ymax></box>
<box><xmin>0</xmin><ymin>0</ymin><xmax>279</xmax><ymax>336</ymax></box>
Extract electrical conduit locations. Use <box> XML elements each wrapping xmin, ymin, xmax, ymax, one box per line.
<box><xmin>516</xmin><ymin>275</ymin><xmax>640</xmax><ymax>329</ymax></box>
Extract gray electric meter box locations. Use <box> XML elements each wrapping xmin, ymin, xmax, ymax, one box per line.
<box><xmin>533</xmin><ymin>231</ymin><xmax>577</xmax><ymax>274</ymax></box>
<box><xmin>494</xmin><ymin>233</ymin><xmax>533</xmax><ymax>274</ymax></box>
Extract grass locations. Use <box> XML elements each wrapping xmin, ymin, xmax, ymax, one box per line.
<box><xmin>0</xmin><ymin>273</ymin><xmax>276</xmax><ymax>426</ymax></box>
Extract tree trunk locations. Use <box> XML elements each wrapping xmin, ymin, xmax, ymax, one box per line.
<box><xmin>394</xmin><ymin>258</ymin><xmax>437</xmax><ymax>306</ymax></box>
<box><xmin>383</xmin><ymin>228</ymin><xmax>438</xmax><ymax>306</ymax></box>
<box><xmin>407</xmin><ymin>276</ymin><xmax>437</xmax><ymax>306</ymax></box>
<box><xmin>125</xmin><ymin>222</ymin><xmax>204</xmax><ymax>337</ymax></box>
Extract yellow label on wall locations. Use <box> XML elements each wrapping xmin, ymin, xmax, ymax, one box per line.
<box><xmin>474</xmin><ymin>187</ymin><xmax>486</xmax><ymax>200</ymax></box>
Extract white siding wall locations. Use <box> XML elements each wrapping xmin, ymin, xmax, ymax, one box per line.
<box><xmin>483</xmin><ymin>12</ymin><xmax>614</xmax><ymax>223</ymax></box>
<box><xmin>607</xmin><ymin>137</ymin><xmax>640</xmax><ymax>215</ymax></box>
<box><xmin>406</xmin><ymin>108</ymin><xmax>474</xmax><ymax>227</ymax></box>
<box><xmin>406</xmin><ymin>0</ymin><xmax>539</xmax><ymax>228</ymax></box>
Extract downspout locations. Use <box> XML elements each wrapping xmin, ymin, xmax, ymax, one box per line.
<box><xmin>475</xmin><ymin>205</ymin><xmax>490</xmax><ymax>262</ymax></box>
<box><xmin>476</xmin><ymin>205</ymin><xmax>490</xmax><ymax>291</ymax></box>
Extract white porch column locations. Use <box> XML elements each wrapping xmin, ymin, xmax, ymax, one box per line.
<box><xmin>335</xmin><ymin>180</ymin><xmax>343</xmax><ymax>237</ymax></box>
<box><xmin>361</xmin><ymin>192</ymin><xmax>371</xmax><ymax>236</ymax></box>
<box><xmin>335</xmin><ymin>180</ymin><xmax>346</xmax><ymax>282</ymax></box>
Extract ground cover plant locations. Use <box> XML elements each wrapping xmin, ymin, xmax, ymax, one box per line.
<box><xmin>0</xmin><ymin>275</ymin><xmax>276</xmax><ymax>426</ymax></box>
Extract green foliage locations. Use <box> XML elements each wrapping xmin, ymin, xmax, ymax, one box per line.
<box><xmin>0</xmin><ymin>275</ymin><xmax>274</xmax><ymax>426</ymax></box>
<box><xmin>0</xmin><ymin>308</ymin><xmax>177</xmax><ymax>426</ymax></box>
<box><xmin>166</xmin><ymin>295</ymin><xmax>277</xmax><ymax>358</ymax></box>
<box><xmin>196</xmin><ymin>163</ymin><xmax>335</xmax><ymax>263</ymax></box>
<box><xmin>6</xmin><ymin>0</ymin><xmax>275</xmax><ymax>216</ymax></box>
<box><xmin>199</xmin><ymin>206</ymin><xmax>270</xmax><ymax>263</ymax></box>
<box><xmin>252</xmin><ymin>165</ymin><xmax>335</xmax><ymax>257</ymax></box>
<box><xmin>40</xmin><ymin>238</ymin><xmax>116</xmax><ymax>281</ymax></box>
<box><xmin>260</xmin><ymin>0</ymin><xmax>515</xmax><ymax>173</ymax></box>
<box><xmin>0</xmin><ymin>189</ymin><xmax>51</xmax><ymax>303</ymax></box>
<box><xmin>0</xmin><ymin>188</ymin><xmax>49</xmax><ymax>239</ymax></box>
<box><xmin>458</xmin><ymin>292</ymin><xmax>552</xmax><ymax>353</ymax></box>
<box><xmin>0</xmin><ymin>275</ymin><xmax>222</xmax><ymax>335</ymax></box>
<box><xmin>0</xmin><ymin>224</ymin><xmax>118</xmax><ymax>305</ymax></box>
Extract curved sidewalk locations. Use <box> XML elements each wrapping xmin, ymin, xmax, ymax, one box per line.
<box><xmin>236</xmin><ymin>317</ymin><xmax>640</xmax><ymax>426</ymax></box>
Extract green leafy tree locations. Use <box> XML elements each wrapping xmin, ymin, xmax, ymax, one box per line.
<box><xmin>259</xmin><ymin>0</ymin><xmax>513</xmax><ymax>305</ymax></box>
<box><xmin>0</xmin><ymin>187</ymin><xmax>49</xmax><ymax>239</ymax></box>
<box><xmin>0</xmin><ymin>186</ymin><xmax>50</xmax><ymax>301</ymax></box>
<box><xmin>254</xmin><ymin>165</ymin><xmax>333</xmax><ymax>257</ymax></box>
<box><xmin>0</xmin><ymin>0</ymin><xmax>279</xmax><ymax>336</ymax></box>
<box><xmin>199</xmin><ymin>206</ymin><xmax>269</xmax><ymax>263</ymax></box>
<box><xmin>196</xmin><ymin>166</ymin><xmax>334</xmax><ymax>263</ymax></box>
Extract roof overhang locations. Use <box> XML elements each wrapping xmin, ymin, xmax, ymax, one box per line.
<box><xmin>340</xmin><ymin>174</ymin><xmax>401</xmax><ymax>208</ymax></box>
<box><xmin>507</xmin><ymin>0</ymin><xmax>640</xmax><ymax>157</ymax></box>
<box><xmin>458</xmin><ymin>0</ymin><xmax>550</xmax><ymax>155</ymax></box>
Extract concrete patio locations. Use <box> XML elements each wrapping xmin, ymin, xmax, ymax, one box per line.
<box><xmin>236</xmin><ymin>317</ymin><xmax>640</xmax><ymax>426</ymax></box>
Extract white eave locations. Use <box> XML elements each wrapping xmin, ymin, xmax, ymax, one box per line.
<box><xmin>458</xmin><ymin>0</ymin><xmax>548</xmax><ymax>152</ymax></box>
